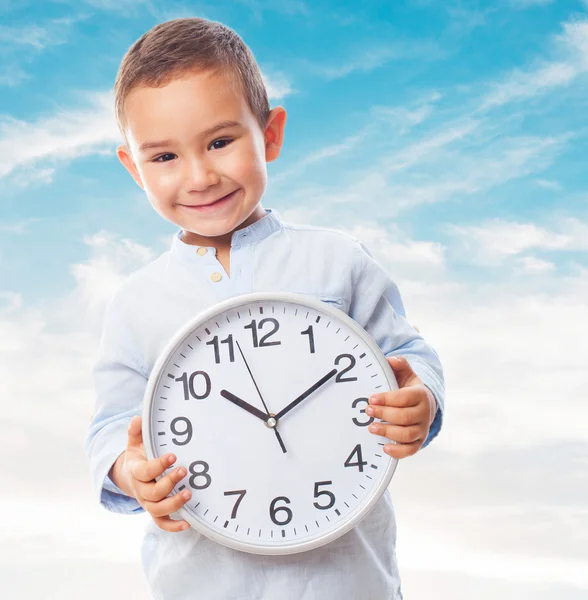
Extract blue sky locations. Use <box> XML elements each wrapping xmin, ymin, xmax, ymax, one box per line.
<box><xmin>2</xmin><ymin>0</ymin><xmax>588</xmax><ymax>299</ymax></box>
<box><xmin>1</xmin><ymin>1</ymin><xmax>587</xmax><ymax>599</ymax></box>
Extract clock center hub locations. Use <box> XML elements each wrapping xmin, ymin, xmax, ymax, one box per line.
<box><xmin>265</xmin><ymin>414</ymin><xmax>278</xmax><ymax>429</ymax></box>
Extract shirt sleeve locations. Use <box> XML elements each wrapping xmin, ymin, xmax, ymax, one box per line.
<box><xmin>349</xmin><ymin>241</ymin><xmax>445</xmax><ymax>449</ymax></box>
<box><xmin>84</xmin><ymin>290</ymin><xmax>147</xmax><ymax>515</ymax></box>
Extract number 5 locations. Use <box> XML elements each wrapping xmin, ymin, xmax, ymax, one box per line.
<box><xmin>313</xmin><ymin>480</ymin><xmax>336</xmax><ymax>510</ymax></box>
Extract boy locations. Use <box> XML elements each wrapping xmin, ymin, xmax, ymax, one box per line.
<box><xmin>86</xmin><ymin>17</ymin><xmax>444</xmax><ymax>600</ymax></box>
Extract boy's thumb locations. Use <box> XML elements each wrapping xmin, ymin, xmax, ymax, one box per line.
<box><xmin>127</xmin><ymin>415</ymin><xmax>143</xmax><ymax>447</ymax></box>
<box><xmin>387</xmin><ymin>355</ymin><xmax>418</xmax><ymax>388</ymax></box>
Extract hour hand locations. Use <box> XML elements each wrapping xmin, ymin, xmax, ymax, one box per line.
<box><xmin>220</xmin><ymin>390</ymin><xmax>269</xmax><ymax>422</ymax></box>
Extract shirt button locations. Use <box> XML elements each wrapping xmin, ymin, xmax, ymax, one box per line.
<box><xmin>196</xmin><ymin>247</ymin><xmax>207</xmax><ymax>256</ymax></box>
<box><xmin>210</xmin><ymin>272</ymin><xmax>222</xmax><ymax>282</ymax></box>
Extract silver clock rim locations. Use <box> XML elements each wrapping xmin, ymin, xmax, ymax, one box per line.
<box><xmin>142</xmin><ymin>291</ymin><xmax>399</xmax><ymax>555</ymax></box>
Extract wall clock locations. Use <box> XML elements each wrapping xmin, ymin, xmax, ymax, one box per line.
<box><xmin>143</xmin><ymin>292</ymin><xmax>399</xmax><ymax>555</ymax></box>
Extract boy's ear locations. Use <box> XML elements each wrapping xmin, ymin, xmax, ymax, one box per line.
<box><xmin>117</xmin><ymin>144</ymin><xmax>145</xmax><ymax>190</ymax></box>
<box><xmin>264</xmin><ymin>107</ymin><xmax>287</xmax><ymax>163</ymax></box>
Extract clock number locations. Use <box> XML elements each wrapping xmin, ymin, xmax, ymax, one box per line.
<box><xmin>313</xmin><ymin>481</ymin><xmax>336</xmax><ymax>510</ymax></box>
<box><xmin>301</xmin><ymin>325</ymin><xmax>315</xmax><ymax>354</ymax></box>
<box><xmin>352</xmin><ymin>397</ymin><xmax>374</xmax><ymax>427</ymax></box>
<box><xmin>188</xmin><ymin>460</ymin><xmax>212</xmax><ymax>490</ymax></box>
<box><xmin>269</xmin><ymin>496</ymin><xmax>293</xmax><ymax>526</ymax></box>
<box><xmin>206</xmin><ymin>335</ymin><xmax>235</xmax><ymax>364</ymax></box>
<box><xmin>224</xmin><ymin>489</ymin><xmax>247</xmax><ymax>519</ymax></box>
<box><xmin>335</xmin><ymin>354</ymin><xmax>358</xmax><ymax>383</ymax></box>
<box><xmin>170</xmin><ymin>416</ymin><xmax>193</xmax><ymax>446</ymax></box>
<box><xmin>176</xmin><ymin>371</ymin><xmax>211</xmax><ymax>401</ymax></box>
<box><xmin>245</xmin><ymin>318</ymin><xmax>281</xmax><ymax>348</ymax></box>
<box><xmin>344</xmin><ymin>444</ymin><xmax>367</xmax><ymax>472</ymax></box>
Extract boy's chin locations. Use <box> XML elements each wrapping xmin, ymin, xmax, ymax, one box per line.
<box><xmin>178</xmin><ymin>220</ymin><xmax>238</xmax><ymax>241</ymax></box>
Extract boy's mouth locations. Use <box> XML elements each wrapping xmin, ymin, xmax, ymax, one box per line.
<box><xmin>179</xmin><ymin>189</ymin><xmax>240</xmax><ymax>211</ymax></box>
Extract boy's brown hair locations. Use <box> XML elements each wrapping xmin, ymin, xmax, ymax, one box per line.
<box><xmin>114</xmin><ymin>17</ymin><xmax>271</xmax><ymax>142</ymax></box>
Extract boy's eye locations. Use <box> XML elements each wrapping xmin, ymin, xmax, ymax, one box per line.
<box><xmin>210</xmin><ymin>138</ymin><xmax>232</xmax><ymax>150</ymax></box>
<box><xmin>153</xmin><ymin>153</ymin><xmax>176</xmax><ymax>163</ymax></box>
<box><xmin>151</xmin><ymin>139</ymin><xmax>232</xmax><ymax>162</ymax></box>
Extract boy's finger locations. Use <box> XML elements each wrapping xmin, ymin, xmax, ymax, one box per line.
<box><xmin>365</xmin><ymin>404</ymin><xmax>421</xmax><ymax>427</ymax></box>
<box><xmin>139</xmin><ymin>466</ymin><xmax>187</xmax><ymax>502</ymax></box>
<box><xmin>368</xmin><ymin>422</ymin><xmax>423</xmax><ymax>445</ymax></box>
<box><xmin>369</xmin><ymin>387</ymin><xmax>421</xmax><ymax>408</ymax></box>
<box><xmin>152</xmin><ymin>515</ymin><xmax>190</xmax><ymax>533</ymax></box>
<box><xmin>132</xmin><ymin>453</ymin><xmax>177</xmax><ymax>483</ymax></box>
<box><xmin>382</xmin><ymin>439</ymin><xmax>422</xmax><ymax>459</ymax></box>
<box><xmin>144</xmin><ymin>488</ymin><xmax>192</xmax><ymax>518</ymax></box>
<box><xmin>126</xmin><ymin>415</ymin><xmax>144</xmax><ymax>448</ymax></box>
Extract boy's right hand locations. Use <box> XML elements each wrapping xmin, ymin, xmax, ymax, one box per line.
<box><xmin>123</xmin><ymin>415</ymin><xmax>192</xmax><ymax>532</ymax></box>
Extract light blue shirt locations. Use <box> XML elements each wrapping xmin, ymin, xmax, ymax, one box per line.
<box><xmin>85</xmin><ymin>208</ymin><xmax>444</xmax><ymax>600</ymax></box>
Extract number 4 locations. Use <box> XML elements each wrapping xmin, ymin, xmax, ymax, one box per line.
<box><xmin>344</xmin><ymin>444</ymin><xmax>367</xmax><ymax>472</ymax></box>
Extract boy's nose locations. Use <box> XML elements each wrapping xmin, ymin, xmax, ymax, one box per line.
<box><xmin>184</xmin><ymin>158</ymin><xmax>220</xmax><ymax>192</ymax></box>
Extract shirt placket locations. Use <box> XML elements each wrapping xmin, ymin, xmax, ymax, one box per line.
<box><xmin>194</xmin><ymin>245</ymin><xmax>241</xmax><ymax>300</ymax></box>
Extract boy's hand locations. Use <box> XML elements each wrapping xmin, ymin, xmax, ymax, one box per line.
<box><xmin>123</xmin><ymin>415</ymin><xmax>192</xmax><ymax>532</ymax></box>
<box><xmin>366</xmin><ymin>356</ymin><xmax>437</xmax><ymax>459</ymax></box>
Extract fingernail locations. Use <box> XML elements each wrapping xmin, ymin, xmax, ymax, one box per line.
<box><xmin>370</xmin><ymin>395</ymin><xmax>382</xmax><ymax>405</ymax></box>
<box><xmin>366</xmin><ymin>406</ymin><xmax>374</xmax><ymax>416</ymax></box>
<box><xmin>369</xmin><ymin>423</ymin><xmax>381</xmax><ymax>434</ymax></box>
<box><xmin>177</xmin><ymin>468</ymin><xmax>186</xmax><ymax>478</ymax></box>
<box><xmin>182</xmin><ymin>491</ymin><xmax>191</xmax><ymax>500</ymax></box>
<box><xmin>168</xmin><ymin>455</ymin><xmax>176</xmax><ymax>464</ymax></box>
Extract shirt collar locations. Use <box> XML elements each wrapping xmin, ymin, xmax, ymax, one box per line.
<box><xmin>170</xmin><ymin>208</ymin><xmax>283</xmax><ymax>260</ymax></box>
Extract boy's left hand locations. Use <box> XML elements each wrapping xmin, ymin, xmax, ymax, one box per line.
<box><xmin>366</xmin><ymin>356</ymin><xmax>437</xmax><ymax>459</ymax></box>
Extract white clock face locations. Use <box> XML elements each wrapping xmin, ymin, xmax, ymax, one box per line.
<box><xmin>144</xmin><ymin>293</ymin><xmax>398</xmax><ymax>555</ymax></box>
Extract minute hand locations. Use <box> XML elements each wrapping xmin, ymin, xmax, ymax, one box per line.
<box><xmin>275</xmin><ymin>368</ymin><xmax>338</xmax><ymax>421</ymax></box>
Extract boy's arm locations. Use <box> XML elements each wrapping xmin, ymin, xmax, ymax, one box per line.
<box><xmin>349</xmin><ymin>241</ymin><xmax>445</xmax><ymax>449</ymax></box>
<box><xmin>85</xmin><ymin>292</ymin><xmax>147</xmax><ymax>514</ymax></box>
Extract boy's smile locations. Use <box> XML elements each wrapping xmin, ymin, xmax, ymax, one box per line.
<box><xmin>117</xmin><ymin>70</ymin><xmax>286</xmax><ymax>252</ymax></box>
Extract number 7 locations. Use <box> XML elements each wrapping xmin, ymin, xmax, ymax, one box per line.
<box><xmin>224</xmin><ymin>489</ymin><xmax>247</xmax><ymax>519</ymax></box>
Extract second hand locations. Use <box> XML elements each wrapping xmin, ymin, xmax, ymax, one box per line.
<box><xmin>235</xmin><ymin>339</ymin><xmax>287</xmax><ymax>454</ymax></box>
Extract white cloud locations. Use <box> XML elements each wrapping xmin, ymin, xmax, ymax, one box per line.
<box><xmin>535</xmin><ymin>178</ymin><xmax>562</xmax><ymax>191</ymax></box>
<box><xmin>480</xmin><ymin>61</ymin><xmax>576</xmax><ymax>110</ymax></box>
<box><xmin>306</xmin><ymin>40</ymin><xmax>444</xmax><ymax>80</ymax></box>
<box><xmin>369</xmin><ymin>132</ymin><xmax>568</xmax><ymax>212</ymax></box>
<box><xmin>261</xmin><ymin>69</ymin><xmax>295</xmax><ymax>100</ymax></box>
<box><xmin>271</xmin><ymin>121</ymin><xmax>375</xmax><ymax>184</ymax></box>
<box><xmin>0</xmin><ymin>21</ymin><xmax>69</xmax><ymax>50</ymax></box>
<box><xmin>371</xmin><ymin>91</ymin><xmax>442</xmax><ymax>135</ymax></box>
<box><xmin>398</xmin><ymin>522</ymin><xmax>586</xmax><ymax>588</ymax></box>
<box><xmin>0</xmin><ymin>218</ymin><xmax>42</xmax><ymax>234</ymax></box>
<box><xmin>0</xmin><ymin>90</ymin><xmax>120</xmax><ymax>180</ymax></box>
<box><xmin>446</xmin><ymin>217</ymin><xmax>588</xmax><ymax>265</ymax></box>
<box><xmin>342</xmin><ymin>222</ymin><xmax>446</xmax><ymax>276</ymax></box>
<box><xmin>69</xmin><ymin>231</ymin><xmax>157</xmax><ymax>322</ymax></box>
<box><xmin>480</xmin><ymin>19</ymin><xmax>588</xmax><ymax>110</ymax></box>
<box><xmin>0</xmin><ymin>17</ymin><xmax>84</xmax><ymax>87</ymax></box>
<box><xmin>0</xmin><ymin>64</ymin><xmax>29</xmax><ymax>87</ymax></box>
<box><xmin>0</xmin><ymin>231</ymin><xmax>154</xmax><ymax>498</ymax></box>
<box><xmin>516</xmin><ymin>255</ymin><xmax>556</xmax><ymax>273</ymax></box>
<box><xmin>381</xmin><ymin>118</ymin><xmax>481</xmax><ymax>173</ymax></box>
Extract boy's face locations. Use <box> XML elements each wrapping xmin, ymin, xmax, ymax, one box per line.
<box><xmin>117</xmin><ymin>70</ymin><xmax>286</xmax><ymax>245</ymax></box>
